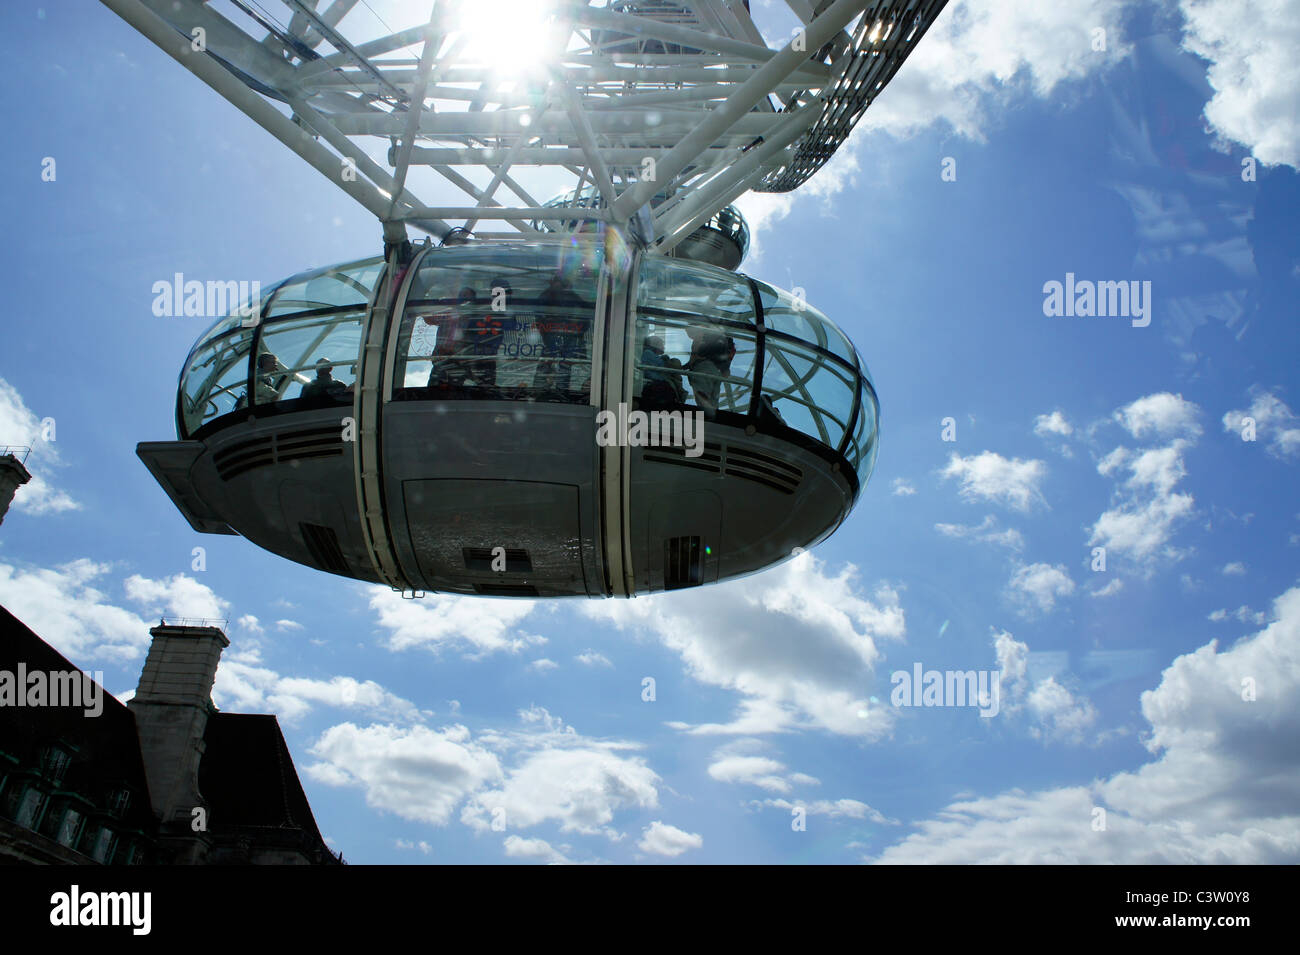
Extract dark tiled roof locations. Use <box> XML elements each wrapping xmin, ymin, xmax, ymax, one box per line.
<box><xmin>199</xmin><ymin>712</ymin><xmax>327</xmax><ymax>843</ymax></box>
<box><xmin>0</xmin><ymin>605</ymin><xmax>155</xmax><ymax>835</ymax></box>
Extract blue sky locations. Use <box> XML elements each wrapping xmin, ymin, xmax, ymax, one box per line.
<box><xmin>1</xmin><ymin>0</ymin><xmax>1297</xmax><ymax>863</ymax></box>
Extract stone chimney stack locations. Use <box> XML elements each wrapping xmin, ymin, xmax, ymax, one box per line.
<box><xmin>0</xmin><ymin>448</ymin><xmax>32</xmax><ymax>526</ymax></box>
<box><xmin>128</xmin><ymin>620</ymin><xmax>229</xmax><ymax>850</ymax></box>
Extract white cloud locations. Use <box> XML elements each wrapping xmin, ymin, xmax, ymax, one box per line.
<box><xmin>275</xmin><ymin>618</ymin><xmax>304</xmax><ymax>632</ymax></box>
<box><xmin>1179</xmin><ymin>0</ymin><xmax>1300</xmax><ymax>168</ymax></box>
<box><xmin>307</xmin><ymin>722</ymin><xmax>503</xmax><ymax>826</ymax></box>
<box><xmin>707</xmin><ymin>752</ymin><xmax>803</xmax><ymax>794</ymax></box>
<box><xmin>1222</xmin><ymin>561</ymin><xmax>1247</xmax><ymax>576</ymax></box>
<box><xmin>1126</xmin><ymin>444</ymin><xmax>1188</xmax><ymax>497</ymax></box>
<box><xmin>0</xmin><ymin>559</ymin><xmax>151</xmax><ymax>663</ymax></box>
<box><xmin>368</xmin><ymin>588</ymin><xmax>544</xmax><ymax>658</ymax></box>
<box><xmin>0</xmin><ymin>378</ymin><xmax>80</xmax><ymax>515</ymax></box>
<box><xmin>637</xmin><ymin>821</ymin><xmax>703</xmax><ymax>858</ymax></box>
<box><xmin>891</xmin><ymin>478</ymin><xmax>917</xmax><ymax>497</ymax></box>
<box><xmin>216</xmin><ymin>667</ymin><xmax>424</xmax><ymax>725</ymax></box>
<box><xmin>237</xmin><ymin>614</ymin><xmax>264</xmax><ymax>634</ymax></box>
<box><xmin>581</xmin><ymin>551</ymin><xmax>905</xmax><ymax>737</ymax></box>
<box><xmin>875</xmin><ymin>585</ymin><xmax>1300</xmax><ymax>862</ymax></box>
<box><xmin>1207</xmin><ymin>605</ymin><xmax>1266</xmax><ymax>625</ymax></box>
<box><xmin>935</xmin><ymin>514</ymin><xmax>1024</xmax><ymax>550</ymax></box>
<box><xmin>941</xmin><ymin>452</ymin><xmax>1047</xmax><ymax>512</ymax></box>
<box><xmin>994</xmin><ymin>630</ymin><xmax>1097</xmax><ymax>743</ymax></box>
<box><xmin>1091</xmin><ymin>578</ymin><xmax>1124</xmax><ymax>597</ymax></box>
<box><xmin>1090</xmin><ymin>490</ymin><xmax>1196</xmax><ymax>566</ymax></box>
<box><xmin>528</xmin><ymin>658</ymin><xmax>558</xmax><ymax>672</ymax></box>
<box><xmin>0</xmin><ymin>559</ymin><xmax>421</xmax><ymax>724</ymax></box>
<box><xmin>1222</xmin><ymin>392</ymin><xmax>1300</xmax><ymax>459</ymax></box>
<box><xmin>460</xmin><ymin>710</ymin><xmax>660</xmax><ymax>838</ymax></box>
<box><xmin>503</xmin><ymin>835</ymin><xmax>571</xmax><ymax>864</ymax></box>
<box><xmin>1033</xmin><ymin>410</ymin><xmax>1073</xmax><ymax>437</ymax></box>
<box><xmin>1114</xmin><ymin>392</ymin><xmax>1202</xmax><ymax>439</ymax></box>
<box><xmin>575</xmin><ymin>650</ymin><xmax>612</xmax><ymax>668</ymax></box>
<box><xmin>124</xmin><ymin>572</ymin><xmax>229</xmax><ymax>622</ymax></box>
<box><xmin>1091</xmin><ymin>396</ymin><xmax>1202</xmax><ymax>570</ymax></box>
<box><xmin>758</xmin><ymin>798</ymin><xmax>892</xmax><ymax>823</ymax></box>
<box><xmin>395</xmin><ymin>839</ymin><xmax>432</xmax><ymax>854</ymax></box>
<box><xmin>1025</xmin><ymin>677</ymin><xmax>1100</xmax><ymax>743</ymax></box>
<box><xmin>1005</xmin><ymin>562</ymin><xmax>1076</xmax><ymax>616</ymax></box>
<box><xmin>858</xmin><ymin>0</ymin><xmax>1130</xmax><ymax>141</ymax></box>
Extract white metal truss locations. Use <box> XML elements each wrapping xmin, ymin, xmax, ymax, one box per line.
<box><xmin>99</xmin><ymin>0</ymin><xmax>946</xmax><ymax>249</ymax></box>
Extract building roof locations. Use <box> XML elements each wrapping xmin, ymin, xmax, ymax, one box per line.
<box><xmin>0</xmin><ymin>605</ymin><xmax>156</xmax><ymax>836</ymax></box>
<box><xmin>199</xmin><ymin>712</ymin><xmax>327</xmax><ymax>842</ymax></box>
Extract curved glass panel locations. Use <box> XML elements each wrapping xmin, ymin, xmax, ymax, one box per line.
<box><xmin>180</xmin><ymin>327</ymin><xmax>254</xmax><ymax>436</ymax></box>
<box><xmin>857</xmin><ymin>384</ymin><xmax>880</xmax><ymax>479</ymax></box>
<box><xmin>191</xmin><ymin>283</ymin><xmax>277</xmax><ymax>351</ymax></box>
<box><xmin>265</xmin><ymin>257</ymin><xmax>384</xmax><ymax>318</ymax></box>
<box><xmin>639</xmin><ymin>256</ymin><xmax>757</xmax><ymax>327</ymax></box>
<box><xmin>753</xmin><ymin>280</ymin><xmax>856</xmax><ymax>366</ymax></box>
<box><xmin>758</xmin><ymin>337</ymin><xmax>856</xmax><ymax>449</ymax></box>
<box><xmin>634</xmin><ymin>257</ymin><xmax>757</xmax><ymax>417</ymax></box>
<box><xmin>846</xmin><ymin>378</ymin><xmax>879</xmax><ymax>479</ymax></box>
<box><xmin>395</xmin><ymin>242</ymin><xmax>602</xmax><ymax>404</ymax></box>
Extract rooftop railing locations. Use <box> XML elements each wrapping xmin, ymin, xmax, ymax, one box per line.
<box><xmin>157</xmin><ymin>616</ymin><xmax>229</xmax><ymax>630</ymax></box>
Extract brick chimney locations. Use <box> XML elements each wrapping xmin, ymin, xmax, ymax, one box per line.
<box><xmin>128</xmin><ymin>620</ymin><xmax>228</xmax><ymax>858</ymax></box>
<box><xmin>0</xmin><ymin>448</ymin><xmax>32</xmax><ymax>526</ymax></box>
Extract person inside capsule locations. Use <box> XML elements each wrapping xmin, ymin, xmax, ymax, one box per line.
<box><xmin>427</xmin><ymin>286</ymin><xmax>478</xmax><ymax>394</ymax></box>
<box><xmin>464</xmin><ymin>276</ymin><xmax>509</xmax><ymax>392</ymax></box>
<box><xmin>534</xmin><ymin>274</ymin><xmax>588</xmax><ymax>399</ymax></box>
<box><xmin>639</xmin><ymin>334</ymin><xmax>685</xmax><ymax>408</ymax></box>
<box><xmin>299</xmin><ymin>358</ymin><xmax>351</xmax><ymax>407</ymax></box>
<box><xmin>253</xmin><ymin>352</ymin><xmax>292</xmax><ymax>404</ymax></box>
<box><xmin>684</xmin><ymin>324</ymin><xmax>735</xmax><ymax>418</ymax></box>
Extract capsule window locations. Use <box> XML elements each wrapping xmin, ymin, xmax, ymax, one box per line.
<box><xmin>254</xmin><ymin>312</ymin><xmax>364</xmax><ymax>409</ymax></box>
<box><xmin>394</xmin><ymin>244</ymin><xmax>602</xmax><ymax>405</ymax></box>
<box><xmin>635</xmin><ymin>256</ymin><xmax>756</xmax><ymax>418</ymax></box>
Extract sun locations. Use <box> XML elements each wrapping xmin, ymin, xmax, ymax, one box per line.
<box><xmin>452</xmin><ymin>0</ymin><xmax>567</xmax><ymax>78</ymax></box>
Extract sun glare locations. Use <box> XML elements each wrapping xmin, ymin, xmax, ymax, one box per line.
<box><xmin>455</xmin><ymin>0</ymin><xmax>564</xmax><ymax>77</ymax></box>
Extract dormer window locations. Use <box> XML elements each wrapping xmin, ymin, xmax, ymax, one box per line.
<box><xmin>40</xmin><ymin>746</ymin><xmax>71</xmax><ymax>786</ymax></box>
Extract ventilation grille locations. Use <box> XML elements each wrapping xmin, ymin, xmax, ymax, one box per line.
<box><xmin>643</xmin><ymin>440</ymin><xmax>722</xmax><ymax>474</ymax></box>
<box><xmin>462</xmin><ymin>547</ymin><xmax>533</xmax><ymax>573</ymax></box>
<box><xmin>724</xmin><ymin>445</ymin><xmax>801</xmax><ymax>495</ymax></box>
<box><xmin>299</xmin><ymin>522</ymin><xmax>349</xmax><ymax>576</ymax></box>
<box><xmin>664</xmin><ymin>536</ymin><xmax>703</xmax><ymax>590</ymax></box>
<box><xmin>473</xmin><ymin>583</ymin><xmax>540</xmax><ymax>597</ymax></box>
<box><xmin>642</xmin><ymin>441</ymin><xmax>802</xmax><ymax>495</ymax></box>
<box><xmin>214</xmin><ymin>426</ymin><xmax>345</xmax><ymax>481</ymax></box>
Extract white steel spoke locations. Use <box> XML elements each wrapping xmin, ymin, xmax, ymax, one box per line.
<box><xmin>102</xmin><ymin>0</ymin><xmax>946</xmax><ymax>249</ymax></box>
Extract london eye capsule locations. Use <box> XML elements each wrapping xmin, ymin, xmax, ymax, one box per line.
<box><xmin>137</xmin><ymin>238</ymin><xmax>879</xmax><ymax>598</ymax></box>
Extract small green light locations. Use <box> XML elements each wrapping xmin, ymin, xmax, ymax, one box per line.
<box><xmin>705</xmin><ymin>546</ymin><xmax>712</xmax><ymax>555</ymax></box>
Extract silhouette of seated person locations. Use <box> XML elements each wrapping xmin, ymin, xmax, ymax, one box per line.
<box><xmin>300</xmin><ymin>358</ymin><xmax>351</xmax><ymax>407</ymax></box>
<box><xmin>463</xmin><ymin>277</ymin><xmax>510</xmax><ymax>391</ymax></box>
<box><xmin>533</xmin><ymin>274</ymin><xmax>588</xmax><ymax>398</ymax></box>
<box><xmin>252</xmin><ymin>352</ymin><xmax>292</xmax><ymax>405</ymax></box>
<box><xmin>639</xmin><ymin>335</ymin><xmax>685</xmax><ymax>408</ymax></box>
<box><xmin>685</xmin><ymin>325</ymin><xmax>735</xmax><ymax>418</ymax></box>
<box><xmin>426</xmin><ymin>286</ymin><xmax>477</xmax><ymax>395</ymax></box>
